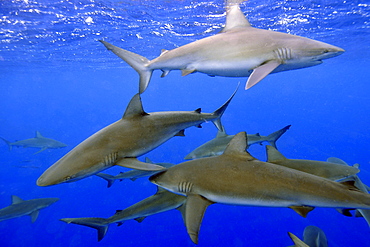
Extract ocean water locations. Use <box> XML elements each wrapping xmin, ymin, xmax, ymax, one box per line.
<box><xmin>1</xmin><ymin>0</ymin><xmax>370</xmax><ymax>246</ymax></box>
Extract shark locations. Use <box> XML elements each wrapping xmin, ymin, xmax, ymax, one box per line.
<box><xmin>265</xmin><ymin>145</ymin><xmax>360</xmax><ymax>181</ymax></box>
<box><xmin>60</xmin><ymin>187</ymin><xmax>186</xmax><ymax>241</ymax></box>
<box><xmin>288</xmin><ymin>225</ymin><xmax>328</xmax><ymax>247</ymax></box>
<box><xmin>149</xmin><ymin>132</ymin><xmax>370</xmax><ymax>244</ymax></box>
<box><xmin>37</xmin><ymin>87</ymin><xmax>237</xmax><ymax>187</ymax></box>
<box><xmin>0</xmin><ymin>195</ymin><xmax>59</xmax><ymax>223</ymax></box>
<box><xmin>1</xmin><ymin>131</ymin><xmax>67</xmax><ymax>154</ymax></box>
<box><xmin>184</xmin><ymin>125</ymin><xmax>290</xmax><ymax>159</ymax></box>
<box><xmin>96</xmin><ymin>157</ymin><xmax>175</xmax><ymax>188</ymax></box>
<box><xmin>99</xmin><ymin>1</ymin><xmax>344</xmax><ymax>94</ymax></box>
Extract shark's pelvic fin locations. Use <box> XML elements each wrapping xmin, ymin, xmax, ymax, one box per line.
<box><xmin>289</xmin><ymin>205</ymin><xmax>315</xmax><ymax>218</ymax></box>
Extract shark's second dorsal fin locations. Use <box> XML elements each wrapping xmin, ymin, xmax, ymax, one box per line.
<box><xmin>11</xmin><ymin>195</ymin><xmax>23</xmax><ymax>204</ymax></box>
<box><xmin>220</xmin><ymin>3</ymin><xmax>251</xmax><ymax>33</ymax></box>
<box><xmin>223</xmin><ymin>132</ymin><xmax>255</xmax><ymax>159</ymax></box>
<box><xmin>266</xmin><ymin>145</ymin><xmax>286</xmax><ymax>162</ymax></box>
<box><xmin>123</xmin><ymin>94</ymin><xmax>148</xmax><ymax>118</ymax></box>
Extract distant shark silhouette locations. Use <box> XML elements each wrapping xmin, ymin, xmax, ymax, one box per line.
<box><xmin>60</xmin><ymin>187</ymin><xmax>185</xmax><ymax>241</ymax></box>
<box><xmin>150</xmin><ymin>132</ymin><xmax>370</xmax><ymax>244</ymax></box>
<box><xmin>288</xmin><ymin>225</ymin><xmax>328</xmax><ymax>247</ymax></box>
<box><xmin>185</xmin><ymin>125</ymin><xmax>290</xmax><ymax>159</ymax></box>
<box><xmin>0</xmin><ymin>195</ymin><xmax>59</xmax><ymax>223</ymax></box>
<box><xmin>1</xmin><ymin>131</ymin><xmax>67</xmax><ymax>154</ymax></box>
<box><xmin>37</xmin><ymin>87</ymin><xmax>237</xmax><ymax>187</ymax></box>
<box><xmin>96</xmin><ymin>157</ymin><xmax>175</xmax><ymax>188</ymax></box>
<box><xmin>100</xmin><ymin>1</ymin><xmax>344</xmax><ymax>93</ymax></box>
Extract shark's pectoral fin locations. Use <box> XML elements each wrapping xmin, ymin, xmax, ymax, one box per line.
<box><xmin>289</xmin><ymin>205</ymin><xmax>315</xmax><ymax>218</ymax></box>
<box><xmin>181</xmin><ymin>69</ymin><xmax>196</xmax><ymax>76</ymax></box>
<box><xmin>184</xmin><ymin>194</ymin><xmax>214</xmax><ymax>244</ymax></box>
<box><xmin>34</xmin><ymin>147</ymin><xmax>48</xmax><ymax>155</ymax></box>
<box><xmin>287</xmin><ymin>232</ymin><xmax>309</xmax><ymax>247</ymax></box>
<box><xmin>30</xmin><ymin>210</ymin><xmax>39</xmax><ymax>223</ymax></box>
<box><xmin>246</xmin><ymin>60</ymin><xmax>281</xmax><ymax>89</ymax></box>
<box><xmin>115</xmin><ymin>158</ymin><xmax>165</xmax><ymax>171</ymax></box>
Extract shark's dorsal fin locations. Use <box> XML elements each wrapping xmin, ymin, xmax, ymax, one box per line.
<box><xmin>194</xmin><ymin>108</ymin><xmax>201</xmax><ymax>114</ymax></box>
<box><xmin>216</xmin><ymin>130</ymin><xmax>228</xmax><ymax>138</ymax></box>
<box><xmin>223</xmin><ymin>132</ymin><xmax>255</xmax><ymax>159</ymax></box>
<box><xmin>289</xmin><ymin>205</ymin><xmax>315</xmax><ymax>218</ymax></box>
<box><xmin>327</xmin><ymin>157</ymin><xmax>348</xmax><ymax>166</ymax></box>
<box><xmin>122</xmin><ymin>94</ymin><xmax>148</xmax><ymax>118</ymax></box>
<box><xmin>184</xmin><ymin>194</ymin><xmax>214</xmax><ymax>244</ymax></box>
<box><xmin>35</xmin><ymin>131</ymin><xmax>43</xmax><ymax>138</ymax></box>
<box><xmin>145</xmin><ymin>157</ymin><xmax>153</xmax><ymax>164</ymax></box>
<box><xmin>266</xmin><ymin>145</ymin><xmax>286</xmax><ymax>162</ymax></box>
<box><xmin>11</xmin><ymin>195</ymin><xmax>23</xmax><ymax>204</ymax></box>
<box><xmin>220</xmin><ymin>3</ymin><xmax>251</xmax><ymax>33</ymax></box>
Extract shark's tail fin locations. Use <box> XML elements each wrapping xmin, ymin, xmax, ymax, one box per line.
<box><xmin>211</xmin><ymin>84</ymin><xmax>239</xmax><ymax>132</ymax></box>
<box><xmin>99</xmin><ymin>40</ymin><xmax>153</xmax><ymax>94</ymax></box>
<box><xmin>96</xmin><ymin>173</ymin><xmax>116</xmax><ymax>188</ymax></box>
<box><xmin>60</xmin><ymin>217</ymin><xmax>109</xmax><ymax>241</ymax></box>
<box><xmin>0</xmin><ymin>137</ymin><xmax>12</xmax><ymax>150</ymax></box>
<box><xmin>266</xmin><ymin>125</ymin><xmax>291</xmax><ymax>149</ymax></box>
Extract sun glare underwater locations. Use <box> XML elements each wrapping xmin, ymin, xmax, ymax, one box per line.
<box><xmin>1</xmin><ymin>0</ymin><xmax>370</xmax><ymax>246</ymax></box>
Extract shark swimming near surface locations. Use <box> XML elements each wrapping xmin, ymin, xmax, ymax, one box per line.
<box><xmin>0</xmin><ymin>131</ymin><xmax>67</xmax><ymax>154</ymax></box>
<box><xmin>265</xmin><ymin>145</ymin><xmax>360</xmax><ymax>181</ymax></box>
<box><xmin>184</xmin><ymin>125</ymin><xmax>290</xmax><ymax>159</ymax></box>
<box><xmin>60</xmin><ymin>187</ymin><xmax>186</xmax><ymax>241</ymax></box>
<box><xmin>100</xmin><ymin>0</ymin><xmax>344</xmax><ymax>94</ymax></box>
<box><xmin>96</xmin><ymin>157</ymin><xmax>175</xmax><ymax>188</ymax></box>
<box><xmin>0</xmin><ymin>195</ymin><xmax>59</xmax><ymax>223</ymax></box>
<box><xmin>150</xmin><ymin>132</ymin><xmax>370</xmax><ymax>244</ymax></box>
<box><xmin>37</xmin><ymin>87</ymin><xmax>237</xmax><ymax>187</ymax></box>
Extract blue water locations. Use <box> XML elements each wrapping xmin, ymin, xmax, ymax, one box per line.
<box><xmin>1</xmin><ymin>0</ymin><xmax>370</xmax><ymax>246</ymax></box>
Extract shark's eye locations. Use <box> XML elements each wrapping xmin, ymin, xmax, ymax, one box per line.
<box><xmin>64</xmin><ymin>176</ymin><xmax>71</xmax><ymax>181</ymax></box>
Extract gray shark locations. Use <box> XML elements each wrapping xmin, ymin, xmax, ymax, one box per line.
<box><xmin>184</xmin><ymin>125</ymin><xmax>290</xmax><ymax>159</ymax></box>
<box><xmin>60</xmin><ymin>187</ymin><xmax>185</xmax><ymax>241</ymax></box>
<box><xmin>100</xmin><ymin>1</ymin><xmax>344</xmax><ymax>94</ymax></box>
<box><xmin>288</xmin><ymin>226</ymin><xmax>328</xmax><ymax>247</ymax></box>
<box><xmin>150</xmin><ymin>132</ymin><xmax>370</xmax><ymax>244</ymax></box>
<box><xmin>266</xmin><ymin>145</ymin><xmax>359</xmax><ymax>181</ymax></box>
<box><xmin>37</xmin><ymin>88</ymin><xmax>236</xmax><ymax>187</ymax></box>
<box><xmin>1</xmin><ymin>131</ymin><xmax>67</xmax><ymax>154</ymax></box>
<box><xmin>96</xmin><ymin>157</ymin><xmax>175</xmax><ymax>188</ymax></box>
<box><xmin>0</xmin><ymin>195</ymin><xmax>59</xmax><ymax>223</ymax></box>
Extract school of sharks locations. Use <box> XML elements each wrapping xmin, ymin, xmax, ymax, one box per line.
<box><xmin>1</xmin><ymin>0</ymin><xmax>369</xmax><ymax>246</ymax></box>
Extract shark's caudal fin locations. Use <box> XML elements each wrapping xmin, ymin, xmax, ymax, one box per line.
<box><xmin>99</xmin><ymin>40</ymin><xmax>152</xmax><ymax>94</ymax></box>
<box><xmin>211</xmin><ymin>84</ymin><xmax>239</xmax><ymax>132</ymax></box>
<box><xmin>0</xmin><ymin>137</ymin><xmax>12</xmax><ymax>150</ymax></box>
<box><xmin>96</xmin><ymin>173</ymin><xmax>116</xmax><ymax>188</ymax></box>
<box><xmin>266</xmin><ymin>125</ymin><xmax>291</xmax><ymax>148</ymax></box>
<box><xmin>60</xmin><ymin>217</ymin><xmax>109</xmax><ymax>241</ymax></box>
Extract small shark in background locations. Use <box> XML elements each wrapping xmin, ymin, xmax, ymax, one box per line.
<box><xmin>60</xmin><ymin>187</ymin><xmax>186</xmax><ymax>241</ymax></box>
<box><xmin>150</xmin><ymin>132</ymin><xmax>370</xmax><ymax>244</ymax></box>
<box><xmin>100</xmin><ymin>0</ymin><xmax>344</xmax><ymax>94</ymax></box>
<box><xmin>288</xmin><ymin>225</ymin><xmax>328</xmax><ymax>247</ymax></box>
<box><xmin>96</xmin><ymin>157</ymin><xmax>175</xmax><ymax>188</ymax></box>
<box><xmin>0</xmin><ymin>195</ymin><xmax>59</xmax><ymax>223</ymax></box>
<box><xmin>184</xmin><ymin>125</ymin><xmax>290</xmax><ymax>159</ymax></box>
<box><xmin>265</xmin><ymin>145</ymin><xmax>360</xmax><ymax>181</ymax></box>
<box><xmin>0</xmin><ymin>131</ymin><xmax>67</xmax><ymax>154</ymax></box>
<box><xmin>37</xmin><ymin>87</ymin><xmax>237</xmax><ymax>187</ymax></box>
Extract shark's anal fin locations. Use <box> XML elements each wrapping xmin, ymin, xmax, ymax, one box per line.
<box><xmin>289</xmin><ymin>205</ymin><xmax>315</xmax><ymax>218</ymax></box>
<box><xmin>115</xmin><ymin>158</ymin><xmax>165</xmax><ymax>171</ymax></box>
<box><xmin>246</xmin><ymin>60</ymin><xmax>281</xmax><ymax>89</ymax></box>
<box><xmin>184</xmin><ymin>194</ymin><xmax>214</xmax><ymax>244</ymax></box>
